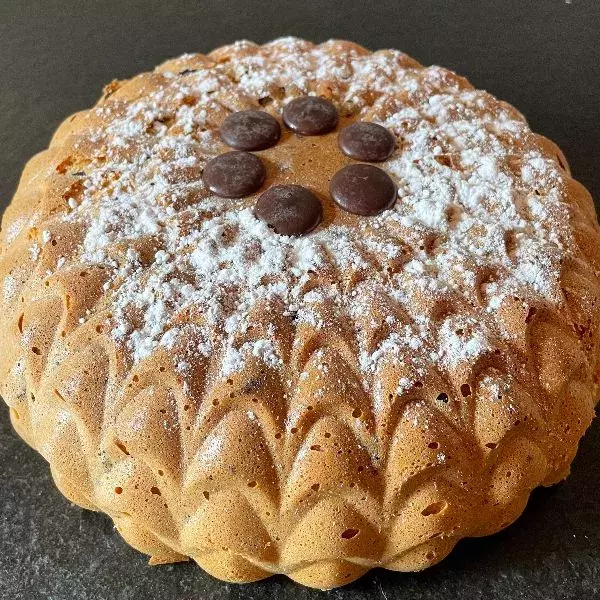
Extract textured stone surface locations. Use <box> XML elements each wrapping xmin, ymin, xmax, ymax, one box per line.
<box><xmin>1</xmin><ymin>0</ymin><xmax>599</xmax><ymax>598</ymax></box>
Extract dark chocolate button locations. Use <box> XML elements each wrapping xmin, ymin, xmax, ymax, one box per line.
<box><xmin>203</xmin><ymin>151</ymin><xmax>265</xmax><ymax>198</ymax></box>
<box><xmin>220</xmin><ymin>110</ymin><xmax>281</xmax><ymax>151</ymax></box>
<box><xmin>282</xmin><ymin>96</ymin><xmax>338</xmax><ymax>136</ymax></box>
<box><xmin>338</xmin><ymin>121</ymin><xmax>395</xmax><ymax>162</ymax></box>
<box><xmin>254</xmin><ymin>185</ymin><xmax>322</xmax><ymax>236</ymax></box>
<box><xmin>330</xmin><ymin>164</ymin><xmax>397</xmax><ymax>216</ymax></box>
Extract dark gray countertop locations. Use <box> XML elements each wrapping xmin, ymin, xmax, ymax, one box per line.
<box><xmin>1</xmin><ymin>1</ymin><xmax>599</xmax><ymax>598</ymax></box>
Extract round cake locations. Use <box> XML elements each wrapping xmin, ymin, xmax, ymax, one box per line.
<box><xmin>1</xmin><ymin>38</ymin><xmax>599</xmax><ymax>589</ymax></box>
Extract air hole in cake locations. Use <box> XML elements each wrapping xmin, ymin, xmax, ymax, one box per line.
<box><xmin>274</xmin><ymin>432</ymin><xmax>282</xmax><ymax>439</ymax></box>
<box><xmin>183</xmin><ymin>404</ymin><xmax>190</xmax><ymax>411</ymax></box>
<box><xmin>203</xmin><ymin>491</ymin><xmax>210</xmax><ymax>500</ymax></box>
<box><xmin>115</xmin><ymin>440</ymin><xmax>130</xmax><ymax>455</ymax></box>
<box><xmin>114</xmin><ymin>487</ymin><xmax>123</xmax><ymax>495</ymax></box>
<box><xmin>435</xmin><ymin>154</ymin><xmax>457</xmax><ymax>169</ymax></box>
<box><xmin>341</xmin><ymin>528</ymin><xmax>359</xmax><ymax>540</ymax></box>
<box><xmin>352</xmin><ymin>408</ymin><xmax>362</xmax><ymax>418</ymax></box>
<box><xmin>96</xmin><ymin>325</ymin><xmax>104</xmax><ymax>334</ymax></box>
<box><xmin>311</xmin><ymin>483</ymin><xmax>320</xmax><ymax>492</ymax></box>
<box><xmin>460</xmin><ymin>384</ymin><xmax>472</xmax><ymax>397</ymax></box>
<box><xmin>31</xmin><ymin>347</ymin><xmax>41</xmax><ymax>355</ymax></box>
<box><xmin>423</xmin><ymin>235</ymin><xmax>441</xmax><ymax>256</ymax></box>
<box><xmin>506</xmin><ymin>471</ymin><xmax>512</xmax><ymax>478</ymax></box>
<box><xmin>485</xmin><ymin>442</ymin><xmax>497</xmax><ymax>449</ymax></box>
<box><xmin>445</xmin><ymin>204</ymin><xmax>461</xmax><ymax>227</ymax></box>
<box><xmin>428</xmin><ymin>442</ymin><xmax>439</xmax><ymax>450</ymax></box>
<box><xmin>56</xmin><ymin>156</ymin><xmax>74</xmax><ymax>174</ymax></box>
<box><xmin>415</xmin><ymin>381</ymin><xmax>424</xmax><ymax>388</ymax></box>
<box><xmin>290</xmin><ymin>427</ymin><xmax>298</xmax><ymax>434</ymax></box>
<box><xmin>324</xmin><ymin>432</ymin><xmax>331</xmax><ymax>438</ymax></box>
<box><xmin>525</xmin><ymin>307</ymin><xmax>537</xmax><ymax>323</ymax></box>
<box><xmin>159</xmin><ymin>366</ymin><xmax>166</xmax><ymax>372</ymax></box>
<box><xmin>421</xmin><ymin>501</ymin><xmax>448</xmax><ymax>516</ymax></box>
<box><xmin>157</xmin><ymin>470</ymin><xmax>164</xmax><ymax>476</ymax></box>
<box><xmin>504</xmin><ymin>230</ymin><xmax>518</xmax><ymax>261</ymax></box>
<box><xmin>212</xmin><ymin>399</ymin><xmax>219</xmax><ymax>406</ymax></box>
<box><xmin>248</xmin><ymin>481</ymin><xmax>257</xmax><ymax>488</ymax></box>
<box><xmin>310</xmin><ymin>444</ymin><xmax>322</xmax><ymax>451</ymax></box>
<box><xmin>426</xmin><ymin>551</ymin><xmax>436</xmax><ymax>561</ymax></box>
<box><xmin>436</xmin><ymin>392</ymin><xmax>449</xmax><ymax>403</ymax></box>
<box><xmin>151</xmin><ymin>487</ymin><xmax>161</xmax><ymax>496</ymax></box>
<box><xmin>17</xmin><ymin>313</ymin><xmax>24</xmax><ymax>334</ymax></box>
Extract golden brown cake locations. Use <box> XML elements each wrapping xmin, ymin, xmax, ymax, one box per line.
<box><xmin>1</xmin><ymin>38</ymin><xmax>599</xmax><ymax>589</ymax></box>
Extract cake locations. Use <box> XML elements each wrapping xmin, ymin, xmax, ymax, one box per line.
<box><xmin>1</xmin><ymin>38</ymin><xmax>599</xmax><ymax>590</ymax></box>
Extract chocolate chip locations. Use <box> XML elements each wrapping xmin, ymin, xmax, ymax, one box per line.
<box><xmin>254</xmin><ymin>185</ymin><xmax>322</xmax><ymax>236</ymax></box>
<box><xmin>220</xmin><ymin>110</ymin><xmax>281</xmax><ymax>151</ymax></box>
<box><xmin>338</xmin><ymin>121</ymin><xmax>395</xmax><ymax>162</ymax></box>
<box><xmin>203</xmin><ymin>151</ymin><xmax>265</xmax><ymax>198</ymax></box>
<box><xmin>330</xmin><ymin>164</ymin><xmax>397</xmax><ymax>216</ymax></box>
<box><xmin>282</xmin><ymin>96</ymin><xmax>338</xmax><ymax>135</ymax></box>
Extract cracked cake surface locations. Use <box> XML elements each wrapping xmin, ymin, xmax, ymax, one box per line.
<box><xmin>1</xmin><ymin>37</ymin><xmax>599</xmax><ymax>589</ymax></box>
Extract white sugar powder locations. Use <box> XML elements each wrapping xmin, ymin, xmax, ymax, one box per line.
<box><xmin>39</xmin><ymin>38</ymin><xmax>571</xmax><ymax>379</ymax></box>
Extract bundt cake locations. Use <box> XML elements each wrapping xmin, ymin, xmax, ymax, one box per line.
<box><xmin>1</xmin><ymin>38</ymin><xmax>599</xmax><ymax>589</ymax></box>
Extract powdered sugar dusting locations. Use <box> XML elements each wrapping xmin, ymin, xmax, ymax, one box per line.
<box><xmin>33</xmin><ymin>38</ymin><xmax>573</xmax><ymax>385</ymax></box>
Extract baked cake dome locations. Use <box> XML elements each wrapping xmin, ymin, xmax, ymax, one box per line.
<box><xmin>1</xmin><ymin>38</ymin><xmax>599</xmax><ymax>589</ymax></box>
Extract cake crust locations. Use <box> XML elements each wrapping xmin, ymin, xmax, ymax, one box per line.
<box><xmin>1</xmin><ymin>38</ymin><xmax>599</xmax><ymax>589</ymax></box>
